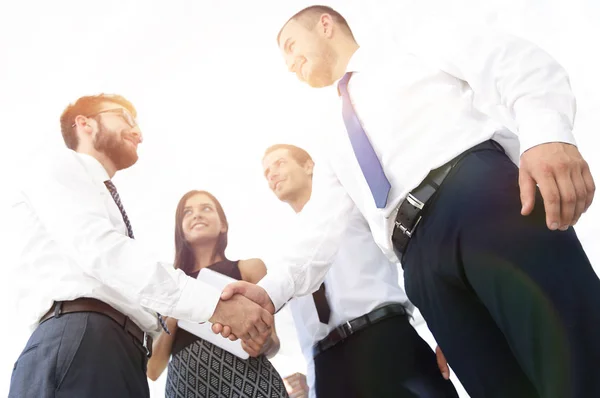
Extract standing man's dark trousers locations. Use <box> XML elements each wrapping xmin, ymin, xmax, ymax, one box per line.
<box><xmin>314</xmin><ymin>314</ymin><xmax>459</xmax><ymax>398</ymax></box>
<box><xmin>403</xmin><ymin>144</ymin><xmax>600</xmax><ymax>398</ymax></box>
<box><xmin>9</xmin><ymin>312</ymin><xmax>150</xmax><ymax>398</ymax></box>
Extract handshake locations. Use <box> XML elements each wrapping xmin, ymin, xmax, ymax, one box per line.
<box><xmin>208</xmin><ymin>281</ymin><xmax>276</xmax><ymax>354</ymax></box>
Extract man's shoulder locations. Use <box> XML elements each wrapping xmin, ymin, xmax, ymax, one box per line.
<box><xmin>19</xmin><ymin>148</ymin><xmax>89</xmax><ymax>192</ymax></box>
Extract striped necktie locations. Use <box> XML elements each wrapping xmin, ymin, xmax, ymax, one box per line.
<box><xmin>104</xmin><ymin>180</ymin><xmax>171</xmax><ymax>335</ymax></box>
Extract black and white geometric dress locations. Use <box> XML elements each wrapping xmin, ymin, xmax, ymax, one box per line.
<box><xmin>165</xmin><ymin>260</ymin><xmax>289</xmax><ymax>398</ymax></box>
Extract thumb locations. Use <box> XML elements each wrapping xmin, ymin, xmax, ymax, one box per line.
<box><xmin>221</xmin><ymin>281</ymin><xmax>247</xmax><ymax>300</ymax></box>
<box><xmin>519</xmin><ymin>168</ymin><xmax>537</xmax><ymax>216</ymax></box>
<box><xmin>436</xmin><ymin>346</ymin><xmax>450</xmax><ymax>380</ymax></box>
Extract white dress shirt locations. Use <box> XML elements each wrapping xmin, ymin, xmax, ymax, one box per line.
<box><xmin>287</xmin><ymin>203</ymin><xmax>412</xmax><ymax>396</ymax></box>
<box><xmin>11</xmin><ymin>149</ymin><xmax>221</xmax><ymax>334</ymax></box>
<box><xmin>259</xmin><ymin>21</ymin><xmax>577</xmax><ymax>310</ymax></box>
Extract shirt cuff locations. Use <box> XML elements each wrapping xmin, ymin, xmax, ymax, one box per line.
<box><xmin>257</xmin><ymin>269</ymin><xmax>295</xmax><ymax>312</ymax></box>
<box><xmin>518</xmin><ymin>110</ymin><xmax>576</xmax><ymax>155</ymax></box>
<box><xmin>172</xmin><ymin>277</ymin><xmax>221</xmax><ymax>323</ymax></box>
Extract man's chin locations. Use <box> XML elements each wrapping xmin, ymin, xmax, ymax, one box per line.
<box><xmin>275</xmin><ymin>189</ymin><xmax>291</xmax><ymax>202</ymax></box>
<box><xmin>306</xmin><ymin>77</ymin><xmax>333</xmax><ymax>89</ymax></box>
<box><xmin>113</xmin><ymin>154</ymin><xmax>138</xmax><ymax>171</ymax></box>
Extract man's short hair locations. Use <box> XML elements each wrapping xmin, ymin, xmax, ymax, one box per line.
<box><xmin>59</xmin><ymin>93</ymin><xmax>137</xmax><ymax>150</ymax></box>
<box><xmin>277</xmin><ymin>5</ymin><xmax>353</xmax><ymax>44</ymax></box>
<box><xmin>264</xmin><ymin>144</ymin><xmax>313</xmax><ymax>167</ymax></box>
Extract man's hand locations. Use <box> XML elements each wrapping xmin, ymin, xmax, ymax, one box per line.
<box><xmin>212</xmin><ymin>281</ymin><xmax>275</xmax><ymax>340</ymax></box>
<box><xmin>208</xmin><ymin>293</ymin><xmax>273</xmax><ymax>341</ymax></box>
<box><xmin>436</xmin><ymin>345</ymin><xmax>450</xmax><ymax>380</ymax></box>
<box><xmin>520</xmin><ymin>142</ymin><xmax>595</xmax><ymax>230</ymax></box>
<box><xmin>221</xmin><ymin>281</ymin><xmax>275</xmax><ymax>313</ymax></box>
<box><xmin>240</xmin><ymin>329</ymin><xmax>271</xmax><ymax>357</ymax></box>
<box><xmin>283</xmin><ymin>372</ymin><xmax>309</xmax><ymax>398</ymax></box>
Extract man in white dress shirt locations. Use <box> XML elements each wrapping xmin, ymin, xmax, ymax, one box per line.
<box><xmin>218</xmin><ymin>4</ymin><xmax>600</xmax><ymax>398</ymax></box>
<box><xmin>8</xmin><ymin>93</ymin><xmax>273</xmax><ymax>398</ymax></box>
<box><xmin>262</xmin><ymin>144</ymin><xmax>457</xmax><ymax>397</ymax></box>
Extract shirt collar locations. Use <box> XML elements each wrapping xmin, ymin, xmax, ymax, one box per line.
<box><xmin>345</xmin><ymin>46</ymin><xmax>367</xmax><ymax>74</ymax></box>
<box><xmin>73</xmin><ymin>151</ymin><xmax>111</xmax><ymax>184</ymax></box>
<box><xmin>335</xmin><ymin>46</ymin><xmax>368</xmax><ymax>93</ymax></box>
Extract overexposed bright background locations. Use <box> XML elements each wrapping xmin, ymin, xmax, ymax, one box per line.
<box><xmin>1</xmin><ymin>1</ymin><xmax>598</xmax><ymax>397</ymax></box>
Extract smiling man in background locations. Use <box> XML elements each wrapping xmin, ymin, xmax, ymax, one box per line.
<box><xmin>261</xmin><ymin>143</ymin><xmax>457</xmax><ymax>397</ymax></box>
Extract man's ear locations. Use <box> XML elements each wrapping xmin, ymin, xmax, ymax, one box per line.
<box><xmin>304</xmin><ymin>159</ymin><xmax>315</xmax><ymax>176</ymax></box>
<box><xmin>319</xmin><ymin>13</ymin><xmax>335</xmax><ymax>38</ymax></box>
<box><xmin>74</xmin><ymin>115</ymin><xmax>94</xmax><ymax>137</ymax></box>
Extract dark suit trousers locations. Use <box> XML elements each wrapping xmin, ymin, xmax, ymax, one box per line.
<box><xmin>314</xmin><ymin>314</ymin><xmax>458</xmax><ymax>398</ymax></box>
<box><xmin>402</xmin><ymin>146</ymin><xmax>600</xmax><ymax>398</ymax></box>
<box><xmin>9</xmin><ymin>312</ymin><xmax>150</xmax><ymax>398</ymax></box>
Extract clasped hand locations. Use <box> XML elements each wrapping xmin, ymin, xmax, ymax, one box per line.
<box><xmin>208</xmin><ymin>281</ymin><xmax>275</xmax><ymax>349</ymax></box>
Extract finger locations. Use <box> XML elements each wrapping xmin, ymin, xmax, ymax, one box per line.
<box><xmin>249</xmin><ymin>332</ymin><xmax>268</xmax><ymax>349</ymax></box>
<box><xmin>436</xmin><ymin>347</ymin><xmax>450</xmax><ymax>380</ymax></box>
<box><xmin>519</xmin><ymin>169</ymin><xmax>537</xmax><ymax>216</ymax></box>
<box><xmin>570</xmin><ymin>167</ymin><xmax>588</xmax><ymax>226</ymax></box>
<box><xmin>228</xmin><ymin>333</ymin><xmax>239</xmax><ymax>341</ymax></box>
<box><xmin>220</xmin><ymin>325</ymin><xmax>231</xmax><ymax>338</ymax></box>
<box><xmin>247</xmin><ymin>324</ymin><xmax>262</xmax><ymax>341</ymax></box>
<box><xmin>244</xmin><ymin>339</ymin><xmax>262</xmax><ymax>352</ymax></box>
<box><xmin>211</xmin><ymin>323</ymin><xmax>222</xmax><ymax>334</ymax></box>
<box><xmin>222</xmin><ymin>326</ymin><xmax>232</xmax><ymax>337</ymax></box>
<box><xmin>581</xmin><ymin>161</ymin><xmax>595</xmax><ymax>212</ymax></box>
<box><xmin>535</xmin><ymin>173</ymin><xmax>561</xmax><ymax>230</ymax></box>
<box><xmin>554</xmin><ymin>170</ymin><xmax>577</xmax><ymax>229</ymax></box>
<box><xmin>241</xmin><ymin>342</ymin><xmax>258</xmax><ymax>357</ymax></box>
<box><xmin>257</xmin><ymin>310</ymin><xmax>274</xmax><ymax>334</ymax></box>
<box><xmin>220</xmin><ymin>281</ymin><xmax>247</xmax><ymax>300</ymax></box>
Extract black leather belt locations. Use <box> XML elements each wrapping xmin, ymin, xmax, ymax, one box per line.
<box><xmin>40</xmin><ymin>298</ymin><xmax>153</xmax><ymax>358</ymax></box>
<box><xmin>313</xmin><ymin>304</ymin><xmax>407</xmax><ymax>357</ymax></box>
<box><xmin>392</xmin><ymin>140</ymin><xmax>504</xmax><ymax>259</ymax></box>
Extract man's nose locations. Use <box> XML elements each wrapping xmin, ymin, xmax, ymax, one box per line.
<box><xmin>286</xmin><ymin>56</ymin><xmax>296</xmax><ymax>73</ymax></box>
<box><xmin>131</xmin><ymin>128</ymin><xmax>143</xmax><ymax>144</ymax></box>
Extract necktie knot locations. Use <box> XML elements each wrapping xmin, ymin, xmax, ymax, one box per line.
<box><xmin>104</xmin><ymin>180</ymin><xmax>117</xmax><ymax>194</ymax></box>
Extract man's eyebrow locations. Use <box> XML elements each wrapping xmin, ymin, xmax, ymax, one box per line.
<box><xmin>283</xmin><ymin>37</ymin><xmax>292</xmax><ymax>52</ymax></box>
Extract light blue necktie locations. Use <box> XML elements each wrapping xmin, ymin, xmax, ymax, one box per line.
<box><xmin>338</xmin><ymin>72</ymin><xmax>391</xmax><ymax>208</ymax></box>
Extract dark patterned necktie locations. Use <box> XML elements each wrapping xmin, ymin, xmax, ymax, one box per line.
<box><xmin>104</xmin><ymin>180</ymin><xmax>171</xmax><ymax>335</ymax></box>
<box><xmin>313</xmin><ymin>283</ymin><xmax>331</xmax><ymax>324</ymax></box>
<box><xmin>338</xmin><ymin>72</ymin><xmax>391</xmax><ymax>208</ymax></box>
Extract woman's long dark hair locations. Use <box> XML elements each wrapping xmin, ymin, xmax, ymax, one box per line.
<box><xmin>173</xmin><ymin>190</ymin><xmax>229</xmax><ymax>275</ymax></box>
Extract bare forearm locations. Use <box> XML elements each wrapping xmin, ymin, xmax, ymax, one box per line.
<box><xmin>147</xmin><ymin>319</ymin><xmax>178</xmax><ymax>380</ymax></box>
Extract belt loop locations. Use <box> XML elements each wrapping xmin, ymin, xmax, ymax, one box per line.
<box><xmin>53</xmin><ymin>301</ymin><xmax>63</xmax><ymax>318</ymax></box>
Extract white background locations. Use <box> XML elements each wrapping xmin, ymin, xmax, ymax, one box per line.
<box><xmin>0</xmin><ymin>1</ymin><xmax>598</xmax><ymax>397</ymax></box>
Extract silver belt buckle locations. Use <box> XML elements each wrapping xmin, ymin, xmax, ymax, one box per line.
<box><xmin>406</xmin><ymin>193</ymin><xmax>424</xmax><ymax>210</ymax></box>
<box><xmin>394</xmin><ymin>193</ymin><xmax>425</xmax><ymax>238</ymax></box>
<box><xmin>395</xmin><ymin>216</ymin><xmax>422</xmax><ymax>238</ymax></box>
<box><xmin>142</xmin><ymin>332</ymin><xmax>150</xmax><ymax>357</ymax></box>
<box><xmin>338</xmin><ymin>321</ymin><xmax>352</xmax><ymax>339</ymax></box>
